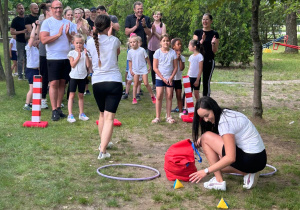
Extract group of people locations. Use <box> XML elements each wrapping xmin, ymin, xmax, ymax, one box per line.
<box><xmin>10</xmin><ymin>0</ymin><xmax>267</xmax><ymax>191</ymax></box>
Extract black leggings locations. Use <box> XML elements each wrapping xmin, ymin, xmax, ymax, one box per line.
<box><xmin>148</xmin><ymin>50</ymin><xmax>156</xmax><ymax>86</ymax></box>
<box><xmin>93</xmin><ymin>82</ymin><xmax>122</xmax><ymax>113</ymax></box>
<box><xmin>200</xmin><ymin>59</ymin><xmax>215</xmax><ymax>97</ymax></box>
<box><xmin>40</xmin><ymin>56</ymin><xmax>48</xmax><ymax>99</ymax></box>
<box><xmin>222</xmin><ymin>146</ymin><xmax>267</xmax><ymax>173</ymax></box>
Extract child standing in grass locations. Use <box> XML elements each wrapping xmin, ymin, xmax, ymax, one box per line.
<box><xmin>152</xmin><ymin>34</ymin><xmax>177</xmax><ymax>124</ymax></box>
<box><xmin>24</xmin><ymin>23</ymin><xmax>40</xmax><ymax>111</ymax></box>
<box><xmin>171</xmin><ymin>38</ymin><xmax>185</xmax><ymax>117</ymax></box>
<box><xmin>127</xmin><ymin>35</ymin><xmax>156</xmax><ymax>104</ymax></box>
<box><xmin>187</xmin><ymin>39</ymin><xmax>204</xmax><ymax>101</ymax></box>
<box><xmin>9</xmin><ymin>35</ymin><xmax>18</xmax><ymax>76</ymax></box>
<box><xmin>67</xmin><ymin>34</ymin><xmax>91</xmax><ymax>123</ymax></box>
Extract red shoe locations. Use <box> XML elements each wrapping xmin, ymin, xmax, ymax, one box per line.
<box><xmin>132</xmin><ymin>98</ymin><xmax>137</xmax><ymax>104</ymax></box>
<box><xmin>151</xmin><ymin>96</ymin><xmax>156</xmax><ymax>104</ymax></box>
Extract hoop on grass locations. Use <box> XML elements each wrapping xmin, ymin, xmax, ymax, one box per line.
<box><xmin>97</xmin><ymin>164</ymin><xmax>160</xmax><ymax>181</ymax></box>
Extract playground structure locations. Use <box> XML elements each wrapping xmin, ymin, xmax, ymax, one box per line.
<box><xmin>273</xmin><ymin>35</ymin><xmax>300</xmax><ymax>50</ymax></box>
<box><xmin>262</xmin><ymin>35</ymin><xmax>285</xmax><ymax>49</ymax></box>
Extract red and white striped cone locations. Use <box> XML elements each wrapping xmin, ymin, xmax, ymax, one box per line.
<box><xmin>181</xmin><ymin>76</ymin><xmax>194</xmax><ymax>123</ymax></box>
<box><xmin>23</xmin><ymin>75</ymin><xmax>48</xmax><ymax>128</ymax></box>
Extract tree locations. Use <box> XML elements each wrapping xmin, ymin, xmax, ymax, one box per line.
<box><xmin>0</xmin><ymin>0</ymin><xmax>15</xmax><ymax>96</ymax></box>
<box><xmin>285</xmin><ymin>3</ymin><xmax>298</xmax><ymax>53</ymax></box>
<box><xmin>0</xmin><ymin>57</ymin><xmax>5</xmax><ymax>80</ymax></box>
<box><xmin>252</xmin><ymin>0</ymin><xmax>263</xmax><ymax>118</ymax></box>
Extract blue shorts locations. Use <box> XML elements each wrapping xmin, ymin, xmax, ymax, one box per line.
<box><xmin>156</xmin><ymin>79</ymin><xmax>173</xmax><ymax>88</ymax></box>
<box><xmin>25</xmin><ymin>68</ymin><xmax>39</xmax><ymax>84</ymax></box>
<box><xmin>11</xmin><ymin>51</ymin><xmax>17</xmax><ymax>61</ymax></box>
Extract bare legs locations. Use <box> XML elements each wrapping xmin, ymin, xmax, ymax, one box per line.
<box><xmin>49</xmin><ymin>79</ymin><xmax>65</xmax><ymax>110</ymax></box>
<box><xmin>98</xmin><ymin>111</ymin><xmax>115</xmax><ymax>154</ymax></box>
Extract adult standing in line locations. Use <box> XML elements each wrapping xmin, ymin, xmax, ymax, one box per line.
<box><xmin>193</xmin><ymin>13</ymin><xmax>219</xmax><ymax>97</ymax></box>
<box><xmin>84</xmin><ymin>9</ymin><xmax>91</xmax><ymax>20</ymax></box>
<box><xmin>25</xmin><ymin>3</ymin><xmax>39</xmax><ymax>33</ymax></box>
<box><xmin>87</xmin><ymin>7</ymin><xmax>97</xmax><ymax>29</ymax></box>
<box><xmin>189</xmin><ymin>97</ymin><xmax>267</xmax><ymax>191</ymax></box>
<box><xmin>40</xmin><ymin>0</ymin><xmax>72</xmax><ymax>121</ymax></box>
<box><xmin>86</xmin><ymin>15</ymin><xmax>123</xmax><ymax>159</ymax></box>
<box><xmin>73</xmin><ymin>8</ymin><xmax>89</xmax><ymax>39</ymax></box>
<box><xmin>10</xmin><ymin>3</ymin><xmax>28</xmax><ymax>80</ymax></box>
<box><xmin>39</xmin><ymin>3</ymin><xmax>52</xmax><ymax>109</ymax></box>
<box><xmin>148</xmin><ymin>11</ymin><xmax>166</xmax><ymax>90</ymax></box>
<box><xmin>125</xmin><ymin>1</ymin><xmax>151</xmax><ymax>50</ymax></box>
<box><xmin>63</xmin><ymin>7</ymin><xmax>78</xmax><ymax>36</ymax></box>
<box><xmin>96</xmin><ymin>6</ymin><xmax>120</xmax><ymax>36</ymax></box>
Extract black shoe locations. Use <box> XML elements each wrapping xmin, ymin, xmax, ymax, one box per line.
<box><xmin>57</xmin><ymin>107</ymin><xmax>66</xmax><ymax>118</ymax></box>
<box><xmin>139</xmin><ymin>89</ymin><xmax>143</xmax><ymax>95</ymax></box>
<box><xmin>122</xmin><ymin>89</ymin><xmax>126</xmax><ymax>95</ymax></box>
<box><xmin>121</xmin><ymin>93</ymin><xmax>128</xmax><ymax>100</ymax></box>
<box><xmin>171</xmin><ymin>106</ymin><xmax>179</xmax><ymax>113</ymax></box>
<box><xmin>51</xmin><ymin>109</ymin><xmax>60</xmax><ymax>121</ymax></box>
<box><xmin>136</xmin><ymin>94</ymin><xmax>141</xmax><ymax>100</ymax></box>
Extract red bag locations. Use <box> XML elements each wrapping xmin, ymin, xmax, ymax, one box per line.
<box><xmin>164</xmin><ymin>139</ymin><xmax>202</xmax><ymax>182</ymax></box>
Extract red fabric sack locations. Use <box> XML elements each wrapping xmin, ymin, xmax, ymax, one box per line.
<box><xmin>164</xmin><ymin>139</ymin><xmax>200</xmax><ymax>182</ymax></box>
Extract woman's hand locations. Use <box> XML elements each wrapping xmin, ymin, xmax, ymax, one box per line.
<box><xmin>200</xmin><ymin>32</ymin><xmax>206</xmax><ymax>44</ymax></box>
<box><xmin>195</xmin><ymin>137</ymin><xmax>202</xmax><ymax>147</ymax></box>
<box><xmin>211</xmin><ymin>35</ymin><xmax>216</xmax><ymax>45</ymax></box>
<box><xmin>189</xmin><ymin>170</ymin><xmax>207</xmax><ymax>183</ymax></box>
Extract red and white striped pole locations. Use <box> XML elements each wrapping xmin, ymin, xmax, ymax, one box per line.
<box><xmin>23</xmin><ymin>75</ymin><xmax>48</xmax><ymax>128</ymax></box>
<box><xmin>181</xmin><ymin>76</ymin><xmax>194</xmax><ymax>123</ymax></box>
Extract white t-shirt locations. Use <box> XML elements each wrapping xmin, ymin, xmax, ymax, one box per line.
<box><xmin>188</xmin><ymin>53</ymin><xmax>203</xmax><ymax>78</ymax></box>
<box><xmin>40</xmin><ymin>17</ymin><xmax>71</xmax><ymax>60</ymax></box>
<box><xmin>218</xmin><ymin>109</ymin><xmax>265</xmax><ymax>154</ymax></box>
<box><xmin>86</xmin><ymin>34</ymin><xmax>122</xmax><ymax>84</ymax></box>
<box><xmin>174</xmin><ymin>55</ymin><xmax>185</xmax><ymax>81</ymax></box>
<box><xmin>10</xmin><ymin>38</ymin><xmax>17</xmax><ymax>51</ymax></box>
<box><xmin>25</xmin><ymin>45</ymin><xmax>39</xmax><ymax>68</ymax></box>
<box><xmin>153</xmin><ymin>48</ymin><xmax>177</xmax><ymax>80</ymax></box>
<box><xmin>67</xmin><ymin>50</ymin><xmax>91</xmax><ymax>79</ymax></box>
<box><xmin>127</xmin><ymin>47</ymin><xmax>148</xmax><ymax>75</ymax></box>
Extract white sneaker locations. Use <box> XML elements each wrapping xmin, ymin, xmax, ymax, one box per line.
<box><xmin>204</xmin><ymin>177</ymin><xmax>226</xmax><ymax>191</ymax></box>
<box><xmin>61</xmin><ymin>103</ymin><xmax>64</xmax><ymax>108</ymax></box>
<box><xmin>41</xmin><ymin>99</ymin><xmax>48</xmax><ymax>109</ymax></box>
<box><xmin>243</xmin><ymin>173</ymin><xmax>259</xmax><ymax>189</ymax></box>
<box><xmin>67</xmin><ymin>114</ymin><xmax>76</xmax><ymax>123</ymax></box>
<box><xmin>79</xmin><ymin>113</ymin><xmax>89</xmax><ymax>121</ymax></box>
<box><xmin>99</xmin><ymin>142</ymin><xmax>114</xmax><ymax>150</ymax></box>
<box><xmin>97</xmin><ymin>152</ymin><xmax>111</xmax><ymax>160</ymax></box>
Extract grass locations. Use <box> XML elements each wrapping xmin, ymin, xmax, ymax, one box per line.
<box><xmin>0</xmin><ymin>44</ymin><xmax>300</xmax><ymax>209</ymax></box>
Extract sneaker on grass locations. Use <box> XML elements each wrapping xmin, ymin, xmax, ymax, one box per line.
<box><xmin>23</xmin><ymin>104</ymin><xmax>32</xmax><ymax>111</ymax></box>
<box><xmin>203</xmin><ymin>177</ymin><xmax>226</xmax><ymax>191</ymax></box>
<box><xmin>122</xmin><ymin>93</ymin><xmax>128</xmax><ymax>100</ymax></box>
<box><xmin>41</xmin><ymin>99</ymin><xmax>48</xmax><ymax>109</ymax></box>
<box><xmin>51</xmin><ymin>109</ymin><xmax>60</xmax><ymax>121</ymax></box>
<box><xmin>243</xmin><ymin>173</ymin><xmax>259</xmax><ymax>189</ymax></box>
<box><xmin>136</xmin><ymin>94</ymin><xmax>141</xmax><ymax>100</ymax></box>
<box><xmin>67</xmin><ymin>114</ymin><xmax>76</xmax><ymax>123</ymax></box>
<box><xmin>57</xmin><ymin>107</ymin><xmax>66</xmax><ymax>118</ymax></box>
<box><xmin>132</xmin><ymin>98</ymin><xmax>137</xmax><ymax>104</ymax></box>
<box><xmin>79</xmin><ymin>113</ymin><xmax>89</xmax><ymax>121</ymax></box>
<box><xmin>97</xmin><ymin>152</ymin><xmax>111</xmax><ymax>160</ymax></box>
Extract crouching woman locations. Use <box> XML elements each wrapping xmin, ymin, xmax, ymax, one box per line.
<box><xmin>189</xmin><ymin>96</ymin><xmax>267</xmax><ymax>191</ymax></box>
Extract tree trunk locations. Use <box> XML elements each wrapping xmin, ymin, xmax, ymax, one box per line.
<box><xmin>251</xmin><ymin>0</ymin><xmax>263</xmax><ymax>118</ymax></box>
<box><xmin>0</xmin><ymin>0</ymin><xmax>15</xmax><ymax>95</ymax></box>
<box><xmin>285</xmin><ymin>10</ymin><xmax>298</xmax><ymax>53</ymax></box>
<box><xmin>0</xmin><ymin>57</ymin><xmax>6</xmax><ymax>80</ymax></box>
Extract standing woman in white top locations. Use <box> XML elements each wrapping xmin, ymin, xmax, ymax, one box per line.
<box><xmin>189</xmin><ymin>96</ymin><xmax>267</xmax><ymax>191</ymax></box>
<box><xmin>148</xmin><ymin>11</ymin><xmax>166</xmax><ymax>90</ymax></box>
<box><xmin>86</xmin><ymin>15</ymin><xmax>123</xmax><ymax>160</ymax></box>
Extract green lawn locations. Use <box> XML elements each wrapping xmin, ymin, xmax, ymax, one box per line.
<box><xmin>0</xmin><ymin>44</ymin><xmax>299</xmax><ymax>209</ymax></box>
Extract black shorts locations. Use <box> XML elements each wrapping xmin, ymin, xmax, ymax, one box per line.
<box><xmin>156</xmin><ymin>79</ymin><xmax>173</xmax><ymax>88</ymax></box>
<box><xmin>93</xmin><ymin>82</ymin><xmax>122</xmax><ymax>113</ymax></box>
<box><xmin>25</xmin><ymin>68</ymin><xmax>39</xmax><ymax>84</ymax></box>
<box><xmin>222</xmin><ymin>145</ymin><xmax>267</xmax><ymax>173</ymax></box>
<box><xmin>47</xmin><ymin>59</ymin><xmax>71</xmax><ymax>82</ymax></box>
<box><xmin>173</xmin><ymin>80</ymin><xmax>182</xmax><ymax>90</ymax></box>
<box><xmin>11</xmin><ymin>51</ymin><xmax>17</xmax><ymax>61</ymax></box>
<box><xmin>189</xmin><ymin>77</ymin><xmax>200</xmax><ymax>91</ymax></box>
<box><xmin>69</xmin><ymin>78</ymin><xmax>86</xmax><ymax>93</ymax></box>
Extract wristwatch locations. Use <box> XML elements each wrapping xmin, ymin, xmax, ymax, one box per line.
<box><xmin>204</xmin><ymin>168</ymin><xmax>210</xmax><ymax>174</ymax></box>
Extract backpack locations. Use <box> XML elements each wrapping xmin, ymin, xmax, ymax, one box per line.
<box><xmin>164</xmin><ymin>139</ymin><xmax>202</xmax><ymax>182</ymax></box>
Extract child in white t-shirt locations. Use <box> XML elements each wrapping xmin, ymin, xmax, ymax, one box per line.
<box><xmin>9</xmin><ymin>35</ymin><xmax>18</xmax><ymax>76</ymax></box>
<box><xmin>67</xmin><ymin>34</ymin><xmax>92</xmax><ymax>123</ymax></box>
<box><xmin>24</xmin><ymin>23</ymin><xmax>40</xmax><ymax>111</ymax></box>
<box><xmin>187</xmin><ymin>39</ymin><xmax>204</xmax><ymax>101</ymax></box>
<box><xmin>152</xmin><ymin>34</ymin><xmax>178</xmax><ymax>124</ymax></box>
<box><xmin>127</xmin><ymin>36</ymin><xmax>156</xmax><ymax>104</ymax></box>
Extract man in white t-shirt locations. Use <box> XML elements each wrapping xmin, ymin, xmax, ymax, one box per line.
<box><xmin>40</xmin><ymin>0</ymin><xmax>72</xmax><ymax>121</ymax></box>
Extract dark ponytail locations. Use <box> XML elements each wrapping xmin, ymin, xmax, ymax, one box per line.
<box><xmin>190</xmin><ymin>39</ymin><xmax>205</xmax><ymax>55</ymax></box>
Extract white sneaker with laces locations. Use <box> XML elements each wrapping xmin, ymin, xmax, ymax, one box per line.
<box><xmin>97</xmin><ymin>152</ymin><xmax>111</xmax><ymax>160</ymax></box>
<box><xmin>67</xmin><ymin>114</ymin><xmax>76</xmax><ymax>123</ymax></box>
<box><xmin>243</xmin><ymin>173</ymin><xmax>259</xmax><ymax>189</ymax></box>
<box><xmin>41</xmin><ymin>99</ymin><xmax>48</xmax><ymax>109</ymax></box>
<box><xmin>204</xmin><ymin>177</ymin><xmax>226</xmax><ymax>191</ymax></box>
<box><xmin>79</xmin><ymin>113</ymin><xmax>89</xmax><ymax>121</ymax></box>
